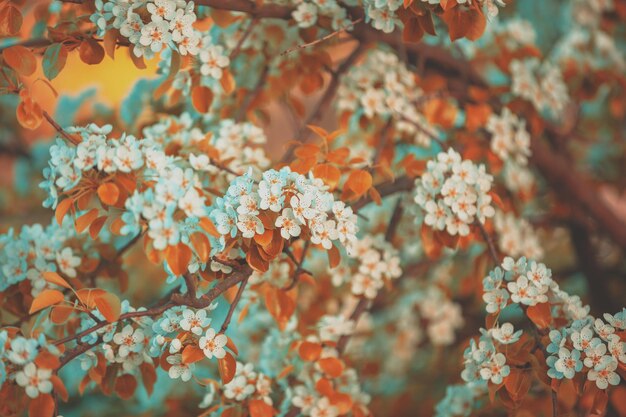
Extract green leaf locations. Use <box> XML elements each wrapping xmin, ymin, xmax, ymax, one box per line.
<box><xmin>42</xmin><ymin>43</ymin><xmax>68</xmax><ymax>81</ymax></box>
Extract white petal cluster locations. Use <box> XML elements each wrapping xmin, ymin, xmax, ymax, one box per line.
<box><xmin>486</xmin><ymin>108</ymin><xmax>531</xmax><ymax>166</ymax></box>
<box><xmin>415</xmin><ymin>149</ymin><xmax>495</xmax><ymax>237</ymax></box>
<box><xmin>510</xmin><ymin>58</ymin><xmax>569</xmax><ymax>117</ymax></box>
<box><xmin>93</xmin><ymin>0</ymin><xmax>200</xmax><ymax>59</ymax></box>
<box><xmin>337</xmin><ymin>49</ymin><xmax>437</xmax><ymax>147</ymax></box>
<box><xmin>494</xmin><ymin>211</ymin><xmax>543</xmax><ymax>260</ymax></box>
<box><xmin>333</xmin><ymin>234</ymin><xmax>402</xmax><ymax>300</ymax></box>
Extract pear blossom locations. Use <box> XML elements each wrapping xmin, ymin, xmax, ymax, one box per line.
<box><xmin>199</xmin><ymin>328</ymin><xmax>227</xmax><ymax>359</ymax></box>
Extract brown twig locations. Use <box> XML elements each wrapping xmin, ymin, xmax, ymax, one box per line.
<box><xmin>280</xmin><ymin>18</ymin><xmax>363</xmax><ymax>56</ymax></box>
<box><xmin>220</xmin><ymin>275</ymin><xmax>249</xmax><ymax>333</ymax></box>
<box><xmin>477</xmin><ymin>221</ymin><xmax>499</xmax><ymax>265</ymax></box>
<box><xmin>43</xmin><ymin>111</ymin><xmax>80</xmax><ymax>145</ymax></box>
<box><xmin>230</xmin><ymin>17</ymin><xmax>259</xmax><ymax>60</ymax></box>
<box><xmin>279</xmin><ymin>42</ymin><xmax>366</xmax><ymax>163</ymax></box>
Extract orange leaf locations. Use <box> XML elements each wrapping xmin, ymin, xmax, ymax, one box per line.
<box><xmin>166</xmin><ymin>243</ymin><xmax>192</xmax><ymax>276</ymax></box>
<box><xmin>226</xmin><ymin>336</ymin><xmax>239</xmax><ymax>356</ymax></box>
<box><xmin>34</xmin><ymin>350</ymin><xmax>60</xmax><ymax>370</ymax></box>
<box><xmin>29</xmin><ymin>289</ymin><xmax>64</xmax><ymax>314</ymax></box>
<box><xmin>16</xmin><ymin>90</ymin><xmax>43</xmax><ymax>130</ymax></box>
<box><xmin>294</xmin><ymin>144</ymin><xmax>321</xmax><ymax>159</ymax></box>
<box><xmin>424</xmin><ymin>98</ymin><xmax>458</xmax><ymax>129</ymax></box>
<box><xmin>29</xmin><ymin>393</ymin><xmax>54</xmax><ymax>417</ymax></box>
<box><xmin>249</xmin><ymin>399</ymin><xmax>276</xmax><ymax>417</ymax></box>
<box><xmin>318</xmin><ymin>357</ymin><xmax>344</xmax><ymax>378</ymax></box>
<box><xmin>345</xmin><ymin>170</ymin><xmax>372</xmax><ymax>198</ymax></box>
<box><xmin>79</xmin><ymin>38</ymin><xmax>105</xmax><ymax>65</ymax></box>
<box><xmin>220</xmin><ymin>69</ymin><xmax>235</xmax><ymax>94</ymax></box>
<box><xmin>76</xmin><ymin>288</ymin><xmax>107</xmax><ymax>309</ymax></box>
<box><xmin>526</xmin><ymin>302</ymin><xmax>552</xmax><ymax>329</ymax></box>
<box><xmin>0</xmin><ymin>5</ymin><xmax>22</xmax><ymax>36</ymax></box>
<box><xmin>114</xmin><ymin>374</ymin><xmax>137</xmax><ymax>400</ymax></box>
<box><xmin>94</xmin><ymin>292</ymin><xmax>121</xmax><ymax>322</ymax></box>
<box><xmin>75</xmin><ymin>209</ymin><xmax>99</xmax><ymax>233</ymax></box>
<box><xmin>42</xmin><ymin>271</ymin><xmax>72</xmax><ymax>289</ymax></box>
<box><xmin>192</xmin><ymin>85</ymin><xmax>214</xmax><ymax>113</ymax></box>
<box><xmin>190</xmin><ymin>232</ymin><xmax>211</xmax><ymax>263</ymax></box>
<box><xmin>199</xmin><ymin>217</ymin><xmax>220</xmax><ymax>238</ymax></box>
<box><xmin>299</xmin><ymin>341</ymin><xmax>322</xmax><ymax>361</ymax></box>
<box><xmin>327</xmin><ymin>244</ymin><xmax>340</xmax><ymax>269</ymax></box>
<box><xmin>54</xmin><ymin>198</ymin><xmax>74</xmax><ymax>226</ymax></box>
<box><xmin>89</xmin><ymin>216</ymin><xmax>108</xmax><ymax>239</ymax></box>
<box><xmin>247</xmin><ymin>245</ymin><xmax>270</xmax><ymax>273</ymax></box>
<box><xmin>307</xmin><ymin>125</ymin><xmax>329</xmax><ymax>138</ymax></box>
<box><xmin>218</xmin><ymin>351</ymin><xmax>237</xmax><ymax>384</ymax></box>
<box><xmin>442</xmin><ymin>5</ymin><xmax>487</xmax><ymax>41</ymax></box>
<box><xmin>328</xmin><ymin>392</ymin><xmax>353</xmax><ymax>415</ymax></box>
<box><xmin>50</xmin><ymin>305</ymin><xmax>74</xmax><ymax>324</ymax></box>
<box><xmin>421</xmin><ymin>223</ymin><xmax>441</xmax><ymax>259</ymax></box>
<box><xmin>313</xmin><ymin>164</ymin><xmax>341</xmax><ymax>190</ymax></box>
<box><xmin>277</xmin><ymin>364</ymin><xmax>294</xmax><ymax>380</ymax></box>
<box><xmin>97</xmin><ymin>182</ymin><xmax>120</xmax><ymax>206</ymax></box>
<box><xmin>140</xmin><ymin>362</ymin><xmax>157</xmax><ymax>396</ymax></box>
<box><xmin>182</xmin><ymin>345</ymin><xmax>206</xmax><ymax>364</ymax></box>
<box><xmin>110</xmin><ymin>217</ymin><xmax>126</xmax><ymax>235</ymax></box>
<box><xmin>50</xmin><ymin>375</ymin><xmax>69</xmax><ymax>402</ymax></box>
<box><xmin>465</xmin><ymin>103</ymin><xmax>492</xmax><ymax>132</ymax></box>
<box><xmin>2</xmin><ymin>45</ymin><xmax>36</xmax><ymax>76</ymax></box>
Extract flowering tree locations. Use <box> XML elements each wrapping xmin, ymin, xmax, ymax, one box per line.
<box><xmin>1</xmin><ymin>0</ymin><xmax>626</xmax><ymax>416</ymax></box>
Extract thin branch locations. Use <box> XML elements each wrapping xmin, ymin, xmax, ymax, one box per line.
<box><xmin>280</xmin><ymin>42</ymin><xmax>366</xmax><ymax>163</ymax></box>
<box><xmin>230</xmin><ymin>17</ymin><xmax>259</xmax><ymax>60</ymax></box>
<box><xmin>220</xmin><ymin>275</ymin><xmax>249</xmax><ymax>333</ymax></box>
<box><xmin>477</xmin><ymin>221</ymin><xmax>499</xmax><ymax>265</ymax></box>
<box><xmin>284</xmin><ymin>241</ymin><xmax>311</xmax><ymax>290</ymax></box>
<box><xmin>53</xmin><ymin>264</ymin><xmax>252</xmax><ymax>348</ymax></box>
<box><xmin>235</xmin><ymin>65</ymin><xmax>269</xmax><ymax>122</ymax></box>
<box><xmin>42</xmin><ymin>111</ymin><xmax>80</xmax><ymax>145</ymax></box>
<box><xmin>352</xmin><ymin>176</ymin><xmax>413</xmax><ymax>212</ymax></box>
<box><xmin>280</xmin><ymin>18</ymin><xmax>363</xmax><ymax>56</ymax></box>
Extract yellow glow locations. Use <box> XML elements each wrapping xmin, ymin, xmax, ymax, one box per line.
<box><xmin>50</xmin><ymin>50</ymin><xmax>159</xmax><ymax>106</ymax></box>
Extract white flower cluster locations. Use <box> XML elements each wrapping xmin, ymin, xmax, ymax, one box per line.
<box><xmin>209</xmin><ymin>119</ymin><xmax>269</xmax><ymax>172</ymax></box>
<box><xmin>0</xmin><ymin>332</ymin><xmax>59</xmax><ymax>398</ymax></box>
<box><xmin>501</xmin><ymin>162</ymin><xmax>535</xmax><ymax>196</ymax></box>
<box><xmin>291</xmin><ymin>1</ymin><xmax>350</xmax><ymax>30</ymax></box>
<box><xmin>330</xmin><ymin>234</ymin><xmax>402</xmax><ymax>300</ymax></box>
<box><xmin>482</xmin><ymin>257</ymin><xmax>553</xmax><ymax>310</ymax></box>
<box><xmin>486</xmin><ymin>108</ymin><xmax>531</xmax><ymax>166</ymax></box>
<box><xmin>546</xmin><ymin>312</ymin><xmax>625</xmax><ymax>390</ymax></box>
<box><xmin>41</xmin><ymin>123</ymin><xmax>211</xmax><ymax>253</ymax></box>
<box><xmin>41</xmin><ymin>116</ymin><xmax>271</xmax><ymax>278</ymax></box>
<box><xmin>208</xmin><ymin>167</ymin><xmax>358</xmax><ymax>251</ymax></box>
<box><xmin>363</xmin><ymin>0</ymin><xmax>402</xmax><ymax>33</ymax></box>
<box><xmin>337</xmin><ymin>49</ymin><xmax>437</xmax><ymax>147</ymax></box>
<box><xmin>142</xmin><ymin>112</ymin><xmax>205</xmax><ymax>147</ymax></box>
<box><xmin>482</xmin><ymin>257</ymin><xmax>599</xmax><ymax>323</ymax></box>
<box><xmin>510</xmin><ymin>58</ymin><xmax>569</xmax><ymax>117</ymax></box>
<box><xmin>493</xmin><ymin>18</ymin><xmax>537</xmax><ymax>49</ymax></box>
<box><xmin>197</xmin><ymin>39</ymin><xmax>230</xmax><ymax>80</ymax></box>
<box><xmin>494</xmin><ymin>211</ymin><xmax>543</xmax><ymax>260</ymax></box>
<box><xmin>0</xmin><ymin>219</ymin><xmax>90</xmax><ymax>295</ymax></box>
<box><xmin>202</xmin><ymin>361</ymin><xmax>274</xmax><ymax>406</ymax></box>
<box><xmin>571</xmin><ymin>0</ymin><xmax>613</xmax><ymax>28</ymax></box>
<box><xmin>556</xmin><ymin>28</ymin><xmax>625</xmax><ymax>71</ymax></box>
<box><xmin>415</xmin><ymin>149</ymin><xmax>495</xmax><ymax>237</ymax></box>
<box><xmin>416</xmin><ymin>286</ymin><xmax>465</xmax><ymax>346</ymax></box>
<box><xmin>91</xmin><ymin>0</ymin><xmax>200</xmax><ymax>59</ymax></box>
<box><xmin>461</xmin><ymin>330</ymin><xmax>511</xmax><ymax>386</ymax></box>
